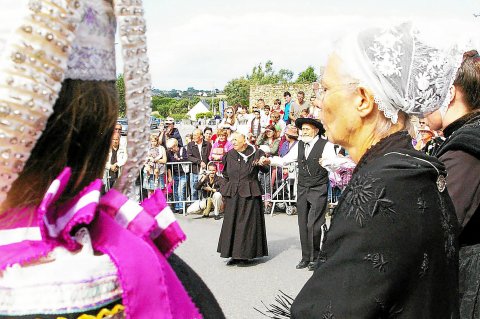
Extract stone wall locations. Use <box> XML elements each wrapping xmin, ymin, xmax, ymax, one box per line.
<box><xmin>249</xmin><ymin>83</ymin><xmax>316</xmax><ymax>109</ymax></box>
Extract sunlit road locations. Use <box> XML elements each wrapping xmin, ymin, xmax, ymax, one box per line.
<box><xmin>175</xmin><ymin>213</ymin><xmax>312</xmax><ymax>319</ymax></box>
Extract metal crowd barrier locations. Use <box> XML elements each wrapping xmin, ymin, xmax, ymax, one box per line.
<box><xmin>259</xmin><ymin>163</ymin><xmax>299</xmax><ymax>216</ymax></box>
<box><xmin>164</xmin><ymin>161</ymin><xmax>199</xmax><ymax>215</ymax></box>
<box><xmin>106</xmin><ymin>159</ymin><xmax>343</xmax><ymax>219</ymax></box>
<box><xmin>260</xmin><ymin>162</ymin><xmax>343</xmax><ymax>217</ymax></box>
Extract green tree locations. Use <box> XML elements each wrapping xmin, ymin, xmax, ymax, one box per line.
<box><xmin>224</xmin><ymin>77</ymin><xmax>250</xmax><ymax>106</ymax></box>
<box><xmin>296</xmin><ymin>66</ymin><xmax>318</xmax><ymax>83</ymax></box>
<box><xmin>157</xmin><ymin>105</ymin><xmax>170</xmax><ymax>118</ymax></box>
<box><xmin>248</xmin><ymin>60</ymin><xmax>293</xmax><ymax>85</ymax></box>
<box><xmin>277</xmin><ymin>68</ymin><xmax>294</xmax><ymax>83</ymax></box>
<box><xmin>116</xmin><ymin>74</ymin><xmax>126</xmax><ymax>117</ymax></box>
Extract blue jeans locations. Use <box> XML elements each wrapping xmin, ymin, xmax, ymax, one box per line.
<box><xmin>190</xmin><ymin>173</ymin><xmax>200</xmax><ymax>201</ymax></box>
<box><xmin>173</xmin><ymin>175</ymin><xmax>187</xmax><ymax>211</ymax></box>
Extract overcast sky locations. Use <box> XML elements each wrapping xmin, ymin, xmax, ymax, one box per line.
<box><xmin>1</xmin><ymin>0</ymin><xmax>478</xmax><ymax>91</ymax></box>
<box><xmin>141</xmin><ymin>0</ymin><xmax>480</xmax><ymax>91</ymax></box>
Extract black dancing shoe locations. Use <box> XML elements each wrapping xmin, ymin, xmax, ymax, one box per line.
<box><xmin>214</xmin><ymin>215</ymin><xmax>223</xmax><ymax>220</ymax></box>
<box><xmin>226</xmin><ymin>258</ymin><xmax>241</xmax><ymax>266</ymax></box>
<box><xmin>296</xmin><ymin>260</ymin><xmax>309</xmax><ymax>269</ymax></box>
<box><xmin>308</xmin><ymin>261</ymin><xmax>318</xmax><ymax>271</ymax></box>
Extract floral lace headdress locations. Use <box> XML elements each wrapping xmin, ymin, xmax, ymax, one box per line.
<box><xmin>334</xmin><ymin>22</ymin><xmax>465</xmax><ymax>124</ymax></box>
<box><xmin>0</xmin><ymin>0</ymin><xmax>152</xmax><ymax>203</ymax></box>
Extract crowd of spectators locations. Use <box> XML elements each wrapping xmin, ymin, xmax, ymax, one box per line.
<box><xmin>105</xmin><ymin>84</ymin><xmax>449</xmax><ymax>217</ymax></box>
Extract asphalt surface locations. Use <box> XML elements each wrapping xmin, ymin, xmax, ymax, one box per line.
<box><xmin>175</xmin><ymin>212</ymin><xmax>312</xmax><ymax>319</ymax></box>
<box><xmin>173</xmin><ymin>123</ymin><xmax>311</xmax><ymax>318</ymax></box>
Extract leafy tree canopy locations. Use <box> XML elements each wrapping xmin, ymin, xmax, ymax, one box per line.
<box><xmin>224</xmin><ymin>77</ymin><xmax>250</xmax><ymax>107</ymax></box>
<box><xmin>247</xmin><ymin>60</ymin><xmax>293</xmax><ymax>85</ymax></box>
<box><xmin>296</xmin><ymin>66</ymin><xmax>318</xmax><ymax>83</ymax></box>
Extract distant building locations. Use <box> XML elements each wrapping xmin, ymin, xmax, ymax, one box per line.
<box><xmin>186</xmin><ymin>100</ymin><xmax>210</xmax><ymax>121</ymax></box>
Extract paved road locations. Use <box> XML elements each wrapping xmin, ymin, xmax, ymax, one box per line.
<box><xmin>175</xmin><ymin>213</ymin><xmax>312</xmax><ymax>319</ymax></box>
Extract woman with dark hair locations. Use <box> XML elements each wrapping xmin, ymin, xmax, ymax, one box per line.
<box><xmin>256</xmin><ymin>124</ymin><xmax>280</xmax><ymax>157</ymax></box>
<box><xmin>426</xmin><ymin>50</ymin><xmax>480</xmax><ymax>319</ymax></box>
<box><xmin>0</xmin><ymin>1</ymin><xmax>223</xmax><ymax>318</ymax></box>
<box><xmin>271</xmin><ymin>98</ymin><xmax>285</xmax><ymax>117</ymax></box>
<box><xmin>3</xmin><ymin>79</ymin><xmax>119</xmax><ymax>213</ymax></box>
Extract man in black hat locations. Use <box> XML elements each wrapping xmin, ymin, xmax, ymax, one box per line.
<box><xmin>261</xmin><ymin>118</ymin><xmax>336</xmax><ymax>271</ymax></box>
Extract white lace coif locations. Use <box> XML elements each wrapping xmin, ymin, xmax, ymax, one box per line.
<box><xmin>335</xmin><ymin>22</ymin><xmax>465</xmax><ymax>124</ymax></box>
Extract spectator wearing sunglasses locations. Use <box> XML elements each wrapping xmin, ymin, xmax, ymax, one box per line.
<box><xmin>220</xmin><ymin>106</ymin><xmax>237</xmax><ymax>132</ymax></box>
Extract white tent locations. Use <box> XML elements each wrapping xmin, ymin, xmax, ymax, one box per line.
<box><xmin>186</xmin><ymin>100</ymin><xmax>210</xmax><ymax>121</ymax></box>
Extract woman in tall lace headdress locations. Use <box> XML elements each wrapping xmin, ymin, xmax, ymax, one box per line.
<box><xmin>0</xmin><ymin>1</ymin><xmax>223</xmax><ymax>318</ymax></box>
<box><xmin>426</xmin><ymin>50</ymin><xmax>480</xmax><ymax>319</ymax></box>
<box><xmin>259</xmin><ymin>22</ymin><xmax>464</xmax><ymax>319</ymax></box>
<box><xmin>288</xmin><ymin>22</ymin><xmax>464</xmax><ymax>319</ymax></box>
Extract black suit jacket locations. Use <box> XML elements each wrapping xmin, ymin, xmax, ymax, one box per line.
<box><xmin>187</xmin><ymin>140</ymin><xmax>212</xmax><ymax>174</ymax></box>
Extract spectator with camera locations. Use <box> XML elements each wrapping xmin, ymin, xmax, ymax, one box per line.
<box><xmin>159</xmin><ymin>117</ymin><xmax>183</xmax><ymax>147</ymax></box>
<box><xmin>193</xmin><ymin>163</ymin><xmax>224</xmax><ymax>220</ymax></box>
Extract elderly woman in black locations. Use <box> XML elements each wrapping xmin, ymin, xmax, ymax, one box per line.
<box><xmin>217</xmin><ymin>132</ymin><xmax>269</xmax><ymax>265</ymax></box>
<box><xmin>290</xmin><ymin>23</ymin><xmax>463</xmax><ymax>318</ymax></box>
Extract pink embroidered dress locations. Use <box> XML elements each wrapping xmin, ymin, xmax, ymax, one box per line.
<box><xmin>0</xmin><ymin>168</ymin><xmax>202</xmax><ymax>319</ymax></box>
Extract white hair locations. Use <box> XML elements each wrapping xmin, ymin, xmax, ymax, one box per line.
<box><xmin>165</xmin><ymin>138</ymin><xmax>178</xmax><ymax>149</ymax></box>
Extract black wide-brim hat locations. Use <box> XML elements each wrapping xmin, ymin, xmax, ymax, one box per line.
<box><xmin>295</xmin><ymin>117</ymin><xmax>325</xmax><ymax>135</ymax></box>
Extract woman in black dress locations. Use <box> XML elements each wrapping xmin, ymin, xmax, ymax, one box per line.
<box><xmin>217</xmin><ymin>132</ymin><xmax>269</xmax><ymax>265</ymax></box>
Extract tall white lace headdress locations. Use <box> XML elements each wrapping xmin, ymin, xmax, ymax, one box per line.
<box><xmin>0</xmin><ymin>0</ymin><xmax>152</xmax><ymax>203</ymax></box>
<box><xmin>334</xmin><ymin>22</ymin><xmax>465</xmax><ymax>124</ymax></box>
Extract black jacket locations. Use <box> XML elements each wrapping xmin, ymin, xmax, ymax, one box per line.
<box><xmin>434</xmin><ymin>111</ymin><xmax>480</xmax><ymax>246</ymax></box>
<box><xmin>194</xmin><ymin>174</ymin><xmax>224</xmax><ymax>198</ymax></box>
<box><xmin>161</xmin><ymin>127</ymin><xmax>183</xmax><ymax>147</ymax></box>
<box><xmin>166</xmin><ymin>147</ymin><xmax>188</xmax><ymax>175</ymax></box>
<box><xmin>291</xmin><ymin>131</ymin><xmax>459</xmax><ymax>319</ymax></box>
<box><xmin>220</xmin><ymin>145</ymin><xmax>268</xmax><ymax>198</ymax></box>
<box><xmin>187</xmin><ymin>140</ymin><xmax>212</xmax><ymax>174</ymax></box>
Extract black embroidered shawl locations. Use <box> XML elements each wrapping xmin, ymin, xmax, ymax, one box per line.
<box><xmin>291</xmin><ymin>131</ymin><xmax>460</xmax><ymax>319</ymax></box>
